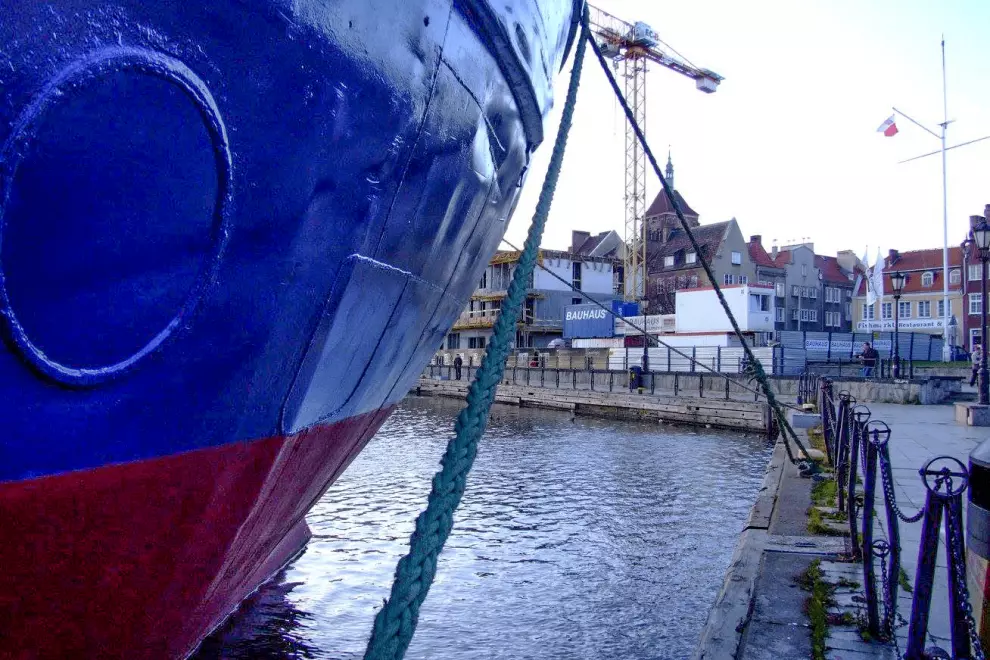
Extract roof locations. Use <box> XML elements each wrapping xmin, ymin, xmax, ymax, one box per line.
<box><xmin>645</xmin><ymin>188</ymin><xmax>697</xmax><ymax>218</ymax></box>
<box><xmin>572</xmin><ymin>230</ymin><xmax>620</xmax><ymax>257</ymax></box>
<box><xmin>853</xmin><ymin>247</ymin><xmax>964</xmax><ymax>295</ymax></box>
<box><xmin>647</xmin><ymin>221</ymin><xmax>730</xmax><ymax>272</ymax></box>
<box><xmin>489</xmin><ymin>249</ymin><xmax>619</xmax><ymax>266</ymax></box>
<box><xmin>772</xmin><ymin>250</ymin><xmax>792</xmax><ymax>265</ymax></box>
<box><xmin>814</xmin><ymin>255</ymin><xmax>851</xmax><ymax>284</ymax></box>
<box><xmin>886</xmin><ymin>247</ymin><xmax>963</xmax><ymax>272</ymax></box>
<box><xmin>748</xmin><ymin>240</ymin><xmax>780</xmax><ymax>269</ymax></box>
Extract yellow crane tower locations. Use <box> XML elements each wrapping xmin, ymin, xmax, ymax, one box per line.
<box><xmin>587</xmin><ymin>6</ymin><xmax>723</xmax><ymax>305</ymax></box>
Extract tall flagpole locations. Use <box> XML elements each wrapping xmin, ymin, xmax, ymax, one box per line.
<box><xmin>941</xmin><ymin>37</ymin><xmax>951</xmax><ymax>362</ymax></box>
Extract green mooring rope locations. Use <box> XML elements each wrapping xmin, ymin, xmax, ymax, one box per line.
<box><xmin>362</xmin><ymin>13</ymin><xmax>589</xmax><ymax>660</ymax></box>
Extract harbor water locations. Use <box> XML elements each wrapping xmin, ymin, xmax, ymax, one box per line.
<box><xmin>196</xmin><ymin>396</ymin><xmax>771</xmax><ymax>659</ymax></box>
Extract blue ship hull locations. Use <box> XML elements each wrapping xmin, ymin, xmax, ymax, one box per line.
<box><xmin>0</xmin><ymin>0</ymin><xmax>580</xmax><ymax>656</ymax></box>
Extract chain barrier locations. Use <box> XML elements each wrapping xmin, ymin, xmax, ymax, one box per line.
<box><xmin>946</xmin><ymin>491</ymin><xmax>985</xmax><ymax>660</ymax></box>
<box><xmin>816</xmin><ymin>383</ymin><xmax>986</xmax><ymax>659</ymax></box>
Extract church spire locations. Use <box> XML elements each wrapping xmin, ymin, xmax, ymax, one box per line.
<box><xmin>665</xmin><ymin>149</ymin><xmax>675</xmax><ymax>190</ymax></box>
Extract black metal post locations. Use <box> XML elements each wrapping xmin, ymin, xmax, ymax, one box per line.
<box><xmin>906</xmin><ymin>489</ymin><xmax>943</xmax><ymax>659</ymax></box>
<box><xmin>982</xmin><ymin>255</ymin><xmax>989</xmax><ymax>405</ymax></box>
<box><xmin>893</xmin><ymin>293</ymin><xmax>901</xmax><ymax>379</ymax></box>
<box><xmin>860</xmin><ymin>429</ymin><xmax>880</xmax><ymax>637</ymax></box>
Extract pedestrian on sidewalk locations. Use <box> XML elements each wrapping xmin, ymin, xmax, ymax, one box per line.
<box><xmin>453</xmin><ymin>354</ymin><xmax>463</xmax><ymax>380</ymax></box>
<box><xmin>970</xmin><ymin>343</ymin><xmax>983</xmax><ymax>387</ymax></box>
<box><xmin>858</xmin><ymin>341</ymin><xmax>878</xmax><ymax>378</ymax></box>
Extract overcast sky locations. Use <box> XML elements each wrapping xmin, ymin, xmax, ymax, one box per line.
<box><xmin>506</xmin><ymin>0</ymin><xmax>990</xmax><ymax>263</ymax></box>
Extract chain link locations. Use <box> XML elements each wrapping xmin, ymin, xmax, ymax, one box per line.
<box><xmin>945</xmin><ymin>500</ymin><xmax>986</xmax><ymax>660</ymax></box>
<box><xmin>877</xmin><ymin>449</ymin><xmax>926</xmax><ymax>523</ymax></box>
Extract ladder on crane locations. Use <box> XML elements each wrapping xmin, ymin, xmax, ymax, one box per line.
<box><xmin>586</xmin><ymin>5</ymin><xmax>722</xmax><ymax>305</ymax></box>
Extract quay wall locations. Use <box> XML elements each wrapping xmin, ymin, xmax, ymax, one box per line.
<box><xmin>423</xmin><ymin>365</ymin><xmax>960</xmax><ymax>405</ymax></box>
<box><xmin>412</xmin><ymin>378</ymin><xmax>772</xmax><ymax>435</ymax></box>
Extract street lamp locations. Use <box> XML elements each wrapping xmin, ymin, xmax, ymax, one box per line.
<box><xmin>971</xmin><ymin>216</ymin><xmax>990</xmax><ymax>405</ymax></box>
<box><xmin>890</xmin><ymin>271</ymin><xmax>906</xmax><ymax>379</ymax></box>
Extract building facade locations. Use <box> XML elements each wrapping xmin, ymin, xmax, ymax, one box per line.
<box><xmin>815</xmin><ymin>254</ymin><xmax>855</xmax><ymax>333</ymax></box>
<box><xmin>851</xmin><ymin>248</ymin><xmax>964</xmax><ymax>343</ymax></box>
<box><xmin>772</xmin><ymin>242</ymin><xmax>825</xmax><ymax>332</ymax></box>
<box><xmin>443</xmin><ymin>249</ymin><xmax>620</xmax><ymax>352</ymax></box>
<box><xmin>748</xmin><ymin>235</ymin><xmax>787</xmax><ymax>330</ymax></box>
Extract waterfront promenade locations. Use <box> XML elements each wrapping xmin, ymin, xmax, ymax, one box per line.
<box><xmin>695</xmin><ymin>398</ymin><xmax>990</xmax><ymax>659</ymax></box>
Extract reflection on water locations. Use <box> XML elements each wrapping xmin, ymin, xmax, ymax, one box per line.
<box><xmin>196</xmin><ymin>396</ymin><xmax>771</xmax><ymax>659</ymax></box>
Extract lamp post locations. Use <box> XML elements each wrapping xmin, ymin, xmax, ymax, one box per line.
<box><xmin>971</xmin><ymin>216</ymin><xmax>990</xmax><ymax>405</ymax></box>
<box><xmin>890</xmin><ymin>271</ymin><xmax>906</xmax><ymax>379</ymax></box>
<box><xmin>962</xmin><ymin>237</ymin><xmax>973</xmax><ymax>359</ymax></box>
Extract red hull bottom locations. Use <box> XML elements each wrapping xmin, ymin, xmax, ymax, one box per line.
<box><xmin>0</xmin><ymin>408</ymin><xmax>394</xmax><ymax>659</ymax></box>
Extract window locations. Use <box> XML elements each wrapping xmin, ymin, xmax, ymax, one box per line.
<box><xmin>800</xmin><ymin>309</ymin><xmax>818</xmax><ymax>322</ymax></box>
<box><xmin>731</xmin><ymin>251</ymin><xmax>742</xmax><ymax>265</ymax></box>
<box><xmin>938</xmin><ymin>299</ymin><xmax>951</xmax><ymax>317</ymax></box>
<box><xmin>950</xmin><ymin>269</ymin><xmax>961</xmax><ymax>285</ymax></box>
<box><xmin>724</xmin><ymin>273</ymin><xmax>735</xmax><ymax>285</ymax></box>
<box><xmin>664</xmin><ymin>255</ymin><xmax>675</xmax><ymax>268</ymax></box>
<box><xmin>468</xmin><ymin>336</ymin><xmax>487</xmax><ymax>349</ymax></box>
<box><xmin>776</xmin><ymin>307</ymin><xmax>784</xmax><ymax>322</ymax></box>
<box><xmin>479</xmin><ymin>270</ymin><xmax>488</xmax><ymax>289</ymax></box>
<box><xmin>898</xmin><ymin>301</ymin><xmax>911</xmax><ymax>318</ymax></box>
<box><xmin>922</xmin><ymin>272</ymin><xmax>934</xmax><ymax>287</ymax></box>
<box><xmin>918</xmin><ymin>300</ymin><xmax>931</xmax><ymax>318</ymax></box>
<box><xmin>446</xmin><ymin>333</ymin><xmax>460</xmax><ymax>349</ymax></box>
<box><xmin>572</xmin><ymin>261</ymin><xmax>582</xmax><ymax>290</ymax></box>
<box><xmin>862</xmin><ymin>303</ymin><xmax>875</xmax><ymax>320</ymax></box>
<box><xmin>739</xmin><ymin>275</ymin><xmax>749</xmax><ymax>285</ymax></box>
<box><xmin>572</xmin><ymin>297</ymin><xmax>582</xmax><ymax>305</ymax></box>
<box><xmin>802</xmin><ymin>264</ymin><xmax>808</xmax><ymax>277</ymax></box>
<box><xmin>792</xmin><ymin>285</ymin><xmax>800</xmax><ymax>297</ymax></box>
<box><xmin>881</xmin><ymin>302</ymin><xmax>892</xmax><ymax>319</ymax></box>
<box><xmin>845</xmin><ymin>302</ymin><xmax>852</xmax><ymax>320</ymax></box>
<box><xmin>750</xmin><ymin>294</ymin><xmax>770</xmax><ymax>312</ymax></box>
<box><xmin>686</xmin><ymin>252</ymin><xmax>697</xmax><ymax>264</ymax></box>
<box><xmin>971</xmin><ymin>293</ymin><xmax>983</xmax><ymax>315</ymax></box>
<box><xmin>970</xmin><ymin>264</ymin><xmax>983</xmax><ymax>281</ymax></box>
<box><xmin>775</xmin><ymin>283</ymin><xmax>785</xmax><ymax>297</ymax></box>
<box><xmin>792</xmin><ymin>309</ymin><xmax>799</xmax><ymax>321</ymax></box>
<box><xmin>825</xmin><ymin>311</ymin><xmax>841</xmax><ymax>327</ymax></box>
<box><xmin>523</xmin><ymin>298</ymin><xmax>535</xmax><ymax>322</ymax></box>
<box><xmin>809</xmin><ymin>287</ymin><xmax>817</xmax><ymax>299</ymax></box>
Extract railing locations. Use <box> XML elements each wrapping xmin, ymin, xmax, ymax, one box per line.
<box><xmin>817</xmin><ymin>378</ymin><xmax>985</xmax><ymax>659</ymax></box>
<box><xmin>422</xmin><ymin>364</ymin><xmax>776</xmax><ymax>402</ymax></box>
<box><xmin>804</xmin><ymin>358</ymin><xmax>915</xmax><ymax>380</ymax></box>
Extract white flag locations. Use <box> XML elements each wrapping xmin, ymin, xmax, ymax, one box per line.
<box><xmin>867</xmin><ymin>248</ymin><xmax>884</xmax><ymax>306</ymax></box>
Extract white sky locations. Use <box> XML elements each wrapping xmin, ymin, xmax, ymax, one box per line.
<box><xmin>507</xmin><ymin>0</ymin><xmax>990</xmax><ymax>261</ymax></box>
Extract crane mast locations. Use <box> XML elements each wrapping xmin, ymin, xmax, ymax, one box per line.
<box><xmin>587</xmin><ymin>5</ymin><xmax>722</xmax><ymax>304</ymax></box>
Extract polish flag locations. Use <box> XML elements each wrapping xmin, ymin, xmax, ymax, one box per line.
<box><xmin>876</xmin><ymin>115</ymin><xmax>898</xmax><ymax>137</ymax></box>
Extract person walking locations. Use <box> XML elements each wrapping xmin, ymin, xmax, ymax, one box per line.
<box><xmin>453</xmin><ymin>354</ymin><xmax>463</xmax><ymax>381</ymax></box>
<box><xmin>970</xmin><ymin>343</ymin><xmax>983</xmax><ymax>387</ymax></box>
<box><xmin>858</xmin><ymin>341</ymin><xmax>878</xmax><ymax>378</ymax></box>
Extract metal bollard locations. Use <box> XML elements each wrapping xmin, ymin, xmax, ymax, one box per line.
<box><xmin>874</xmin><ymin>432</ymin><xmax>902</xmax><ymax>639</ymax></box>
<box><xmin>969</xmin><ymin>439</ymin><xmax>990</xmax><ymax>652</ymax></box>
<box><xmin>847</xmin><ymin>404</ymin><xmax>870</xmax><ymax>558</ymax></box>
<box><xmin>906</xmin><ymin>457</ymin><xmax>972</xmax><ymax>660</ymax></box>
<box><xmin>861</xmin><ymin>422</ymin><xmax>891</xmax><ymax>638</ymax></box>
<box><xmin>835</xmin><ymin>392</ymin><xmax>852</xmax><ymax>513</ymax></box>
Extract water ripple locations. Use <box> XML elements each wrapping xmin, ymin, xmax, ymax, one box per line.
<box><xmin>197</xmin><ymin>396</ymin><xmax>771</xmax><ymax>660</ymax></box>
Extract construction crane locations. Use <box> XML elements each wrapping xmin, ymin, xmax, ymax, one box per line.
<box><xmin>587</xmin><ymin>5</ymin><xmax>723</xmax><ymax>305</ymax></box>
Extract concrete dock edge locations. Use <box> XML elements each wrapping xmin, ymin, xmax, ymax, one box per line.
<box><xmin>692</xmin><ymin>440</ymin><xmax>787</xmax><ymax>659</ymax></box>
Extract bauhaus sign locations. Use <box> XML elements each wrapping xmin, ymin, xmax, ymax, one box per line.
<box><xmin>563</xmin><ymin>304</ymin><xmax>614</xmax><ymax>339</ymax></box>
<box><xmin>855</xmin><ymin>319</ymin><xmax>946</xmax><ymax>331</ymax></box>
